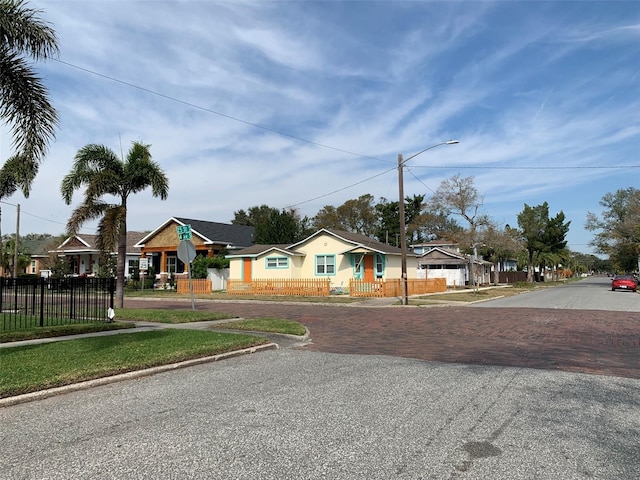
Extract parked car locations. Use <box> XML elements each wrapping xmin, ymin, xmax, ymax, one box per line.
<box><xmin>611</xmin><ymin>274</ymin><xmax>637</xmax><ymax>292</ymax></box>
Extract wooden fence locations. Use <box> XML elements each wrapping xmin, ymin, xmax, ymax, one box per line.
<box><xmin>350</xmin><ymin>278</ymin><xmax>447</xmax><ymax>297</ymax></box>
<box><xmin>227</xmin><ymin>279</ymin><xmax>331</xmax><ymax>297</ymax></box>
<box><xmin>176</xmin><ymin>278</ymin><xmax>212</xmax><ymax>294</ymax></box>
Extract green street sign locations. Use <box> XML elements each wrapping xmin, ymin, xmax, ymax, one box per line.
<box><xmin>176</xmin><ymin>224</ymin><xmax>192</xmax><ymax>241</ymax></box>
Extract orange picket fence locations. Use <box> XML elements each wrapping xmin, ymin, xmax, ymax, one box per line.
<box><xmin>350</xmin><ymin>278</ymin><xmax>446</xmax><ymax>297</ymax></box>
<box><xmin>176</xmin><ymin>278</ymin><xmax>212</xmax><ymax>294</ymax></box>
<box><xmin>227</xmin><ymin>279</ymin><xmax>330</xmax><ymax>297</ymax></box>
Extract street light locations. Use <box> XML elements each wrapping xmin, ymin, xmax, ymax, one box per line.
<box><xmin>398</xmin><ymin>140</ymin><xmax>459</xmax><ymax>305</ymax></box>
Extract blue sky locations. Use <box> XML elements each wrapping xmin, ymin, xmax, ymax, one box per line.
<box><xmin>1</xmin><ymin>1</ymin><xmax>639</xmax><ymax>255</ymax></box>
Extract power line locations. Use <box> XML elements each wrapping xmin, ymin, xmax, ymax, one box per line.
<box><xmin>53</xmin><ymin>58</ymin><xmax>391</xmax><ymax>165</ymax></box>
<box><xmin>51</xmin><ymin>58</ymin><xmax>640</xmax><ymax>214</ymax></box>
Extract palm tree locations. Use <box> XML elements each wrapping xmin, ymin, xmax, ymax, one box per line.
<box><xmin>1</xmin><ymin>0</ymin><xmax>59</xmax><ymax>179</ymax></box>
<box><xmin>61</xmin><ymin>142</ymin><xmax>169</xmax><ymax>308</ymax></box>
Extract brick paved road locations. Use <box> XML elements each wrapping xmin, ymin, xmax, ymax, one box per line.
<box><xmin>125</xmin><ymin>299</ymin><xmax>640</xmax><ymax>379</ymax></box>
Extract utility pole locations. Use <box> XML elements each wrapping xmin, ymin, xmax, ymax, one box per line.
<box><xmin>398</xmin><ymin>154</ymin><xmax>408</xmax><ymax>305</ymax></box>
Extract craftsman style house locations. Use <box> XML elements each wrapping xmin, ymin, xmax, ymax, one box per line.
<box><xmin>134</xmin><ymin>217</ymin><xmax>254</xmax><ymax>283</ymax></box>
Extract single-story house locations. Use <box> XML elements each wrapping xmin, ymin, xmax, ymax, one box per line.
<box><xmin>20</xmin><ymin>238</ymin><xmax>54</xmax><ymax>277</ymax></box>
<box><xmin>416</xmin><ymin>246</ymin><xmax>493</xmax><ymax>287</ymax></box>
<box><xmin>226</xmin><ymin>228</ymin><xmax>415</xmax><ymax>289</ymax></box>
<box><xmin>135</xmin><ymin>217</ymin><xmax>254</xmax><ymax>282</ymax></box>
<box><xmin>51</xmin><ymin>231</ymin><xmax>147</xmax><ymax>278</ymax></box>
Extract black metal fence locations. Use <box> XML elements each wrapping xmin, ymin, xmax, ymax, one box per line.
<box><xmin>0</xmin><ymin>277</ymin><xmax>116</xmax><ymax>331</ymax></box>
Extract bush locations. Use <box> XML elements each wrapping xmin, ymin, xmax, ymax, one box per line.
<box><xmin>191</xmin><ymin>255</ymin><xmax>229</xmax><ymax>279</ymax></box>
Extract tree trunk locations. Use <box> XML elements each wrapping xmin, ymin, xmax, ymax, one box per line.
<box><xmin>116</xmin><ymin>228</ymin><xmax>127</xmax><ymax>308</ymax></box>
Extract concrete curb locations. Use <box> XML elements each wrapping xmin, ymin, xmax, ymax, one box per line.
<box><xmin>0</xmin><ymin>342</ymin><xmax>278</xmax><ymax>408</ymax></box>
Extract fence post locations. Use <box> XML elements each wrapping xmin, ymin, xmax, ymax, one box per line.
<box><xmin>40</xmin><ymin>277</ymin><xmax>45</xmax><ymax>327</ymax></box>
<box><xmin>109</xmin><ymin>277</ymin><xmax>115</xmax><ymax>311</ymax></box>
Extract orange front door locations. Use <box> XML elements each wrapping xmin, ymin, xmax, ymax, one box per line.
<box><xmin>243</xmin><ymin>258</ymin><xmax>252</xmax><ymax>282</ymax></box>
<box><xmin>364</xmin><ymin>255</ymin><xmax>374</xmax><ymax>282</ymax></box>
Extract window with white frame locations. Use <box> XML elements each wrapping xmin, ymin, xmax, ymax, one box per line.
<box><xmin>266</xmin><ymin>257</ymin><xmax>288</xmax><ymax>269</ymax></box>
<box><xmin>375</xmin><ymin>254</ymin><xmax>385</xmax><ymax>277</ymax></box>
<box><xmin>316</xmin><ymin>255</ymin><xmax>335</xmax><ymax>275</ymax></box>
<box><xmin>167</xmin><ymin>256</ymin><xmax>177</xmax><ymax>274</ymax></box>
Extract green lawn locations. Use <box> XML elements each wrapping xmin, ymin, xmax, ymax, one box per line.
<box><xmin>115</xmin><ymin>308</ymin><xmax>237</xmax><ymax>323</ymax></box>
<box><xmin>1</xmin><ymin>329</ymin><xmax>268</xmax><ymax>398</ymax></box>
<box><xmin>1</xmin><ymin>309</ymin><xmax>306</xmax><ymax>399</ymax></box>
<box><xmin>212</xmin><ymin>317</ymin><xmax>307</xmax><ymax>336</ymax></box>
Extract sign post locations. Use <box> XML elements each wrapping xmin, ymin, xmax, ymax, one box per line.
<box><xmin>176</xmin><ymin>224</ymin><xmax>192</xmax><ymax>241</ymax></box>
<box><xmin>177</xmin><ymin>239</ymin><xmax>197</xmax><ymax>310</ymax></box>
<box><xmin>139</xmin><ymin>258</ymin><xmax>148</xmax><ymax>291</ymax></box>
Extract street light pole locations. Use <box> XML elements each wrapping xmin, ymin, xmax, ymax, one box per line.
<box><xmin>398</xmin><ymin>140</ymin><xmax>459</xmax><ymax>306</ymax></box>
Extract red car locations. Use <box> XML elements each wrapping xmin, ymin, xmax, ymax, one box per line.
<box><xmin>611</xmin><ymin>275</ymin><xmax>637</xmax><ymax>292</ymax></box>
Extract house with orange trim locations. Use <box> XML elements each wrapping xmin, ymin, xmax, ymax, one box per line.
<box><xmin>134</xmin><ymin>217</ymin><xmax>254</xmax><ymax>284</ymax></box>
<box><xmin>226</xmin><ymin>228</ymin><xmax>414</xmax><ymax>291</ymax></box>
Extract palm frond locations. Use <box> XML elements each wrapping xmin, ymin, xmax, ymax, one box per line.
<box><xmin>0</xmin><ymin>0</ymin><xmax>59</xmax><ymax>59</ymax></box>
<box><xmin>66</xmin><ymin>200</ymin><xmax>111</xmax><ymax>236</ymax></box>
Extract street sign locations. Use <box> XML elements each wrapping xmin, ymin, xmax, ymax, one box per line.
<box><xmin>176</xmin><ymin>224</ymin><xmax>192</xmax><ymax>241</ymax></box>
<box><xmin>139</xmin><ymin>258</ymin><xmax>149</xmax><ymax>271</ymax></box>
<box><xmin>177</xmin><ymin>239</ymin><xmax>196</xmax><ymax>264</ymax></box>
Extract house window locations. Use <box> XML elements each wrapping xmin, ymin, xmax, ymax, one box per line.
<box><xmin>266</xmin><ymin>257</ymin><xmax>288</xmax><ymax>269</ymax></box>
<box><xmin>375</xmin><ymin>254</ymin><xmax>385</xmax><ymax>277</ymax></box>
<box><xmin>30</xmin><ymin>260</ymin><xmax>36</xmax><ymax>274</ymax></box>
<box><xmin>352</xmin><ymin>254</ymin><xmax>364</xmax><ymax>279</ymax></box>
<box><xmin>167</xmin><ymin>256</ymin><xmax>177</xmax><ymax>274</ymax></box>
<box><xmin>316</xmin><ymin>255</ymin><xmax>335</xmax><ymax>275</ymax></box>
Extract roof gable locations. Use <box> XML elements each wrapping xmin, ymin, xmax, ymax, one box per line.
<box><xmin>288</xmin><ymin>228</ymin><xmax>409</xmax><ymax>256</ymax></box>
<box><xmin>135</xmin><ymin>217</ymin><xmax>254</xmax><ymax>249</ymax></box>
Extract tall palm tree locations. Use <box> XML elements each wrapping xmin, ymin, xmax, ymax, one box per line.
<box><xmin>61</xmin><ymin>142</ymin><xmax>169</xmax><ymax>308</ymax></box>
<box><xmin>1</xmin><ymin>0</ymin><xmax>59</xmax><ymax>180</ymax></box>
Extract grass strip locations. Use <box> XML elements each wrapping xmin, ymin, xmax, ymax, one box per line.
<box><xmin>213</xmin><ymin>317</ymin><xmax>306</xmax><ymax>336</ymax></box>
<box><xmin>0</xmin><ymin>322</ymin><xmax>134</xmax><ymax>343</ymax></box>
<box><xmin>0</xmin><ymin>329</ymin><xmax>268</xmax><ymax>398</ymax></box>
<box><xmin>115</xmin><ymin>308</ymin><xmax>236</xmax><ymax>323</ymax></box>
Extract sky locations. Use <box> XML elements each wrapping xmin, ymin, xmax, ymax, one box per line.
<box><xmin>1</xmin><ymin>0</ymin><xmax>640</xmax><ymax>255</ymax></box>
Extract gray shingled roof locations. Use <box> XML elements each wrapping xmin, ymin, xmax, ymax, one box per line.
<box><xmin>174</xmin><ymin>217</ymin><xmax>254</xmax><ymax>247</ymax></box>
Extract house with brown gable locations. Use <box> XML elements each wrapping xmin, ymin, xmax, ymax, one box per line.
<box><xmin>134</xmin><ymin>217</ymin><xmax>254</xmax><ymax>284</ymax></box>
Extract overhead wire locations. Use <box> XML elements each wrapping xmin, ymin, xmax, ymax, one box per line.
<box><xmin>50</xmin><ymin>58</ymin><xmax>640</xmax><ymax>214</ymax></box>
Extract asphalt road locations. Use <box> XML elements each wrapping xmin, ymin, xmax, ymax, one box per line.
<box><xmin>1</xmin><ymin>280</ymin><xmax>639</xmax><ymax>479</ymax></box>
<box><xmin>474</xmin><ymin>275</ymin><xmax>640</xmax><ymax>311</ymax></box>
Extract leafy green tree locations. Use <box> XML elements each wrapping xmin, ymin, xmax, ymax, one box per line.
<box><xmin>585</xmin><ymin>187</ymin><xmax>640</xmax><ymax>272</ymax></box>
<box><xmin>48</xmin><ymin>254</ymin><xmax>72</xmax><ymax>279</ymax></box>
<box><xmin>335</xmin><ymin>194</ymin><xmax>378</xmax><ymax>237</ymax></box>
<box><xmin>311</xmin><ymin>205</ymin><xmax>344</xmax><ymax>231</ymax></box>
<box><xmin>232</xmin><ymin>204</ymin><xmax>274</xmax><ymax>228</ymax></box>
<box><xmin>61</xmin><ymin>142</ymin><xmax>169</xmax><ymax>308</ymax></box>
<box><xmin>1</xmin><ymin>0</ymin><xmax>58</xmax><ymax>177</ymax></box>
<box><xmin>375</xmin><ymin>197</ymin><xmax>400</xmax><ymax>245</ymax></box>
<box><xmin>479</xmin><ymin>224</ymin><xmax>524</xmax><ymax>282</ymax></box>
<box><xmin>517</xmin><ymin>202</ymin><xmax>570</xmax><ymax>282</ymax></box>
<box><xmin>0</xmin><ymin>236</ymin><xmax>29</xmax><ymax>274</ymax></box>
<box><xmin>254</xmin><ymin>209</ymin><xmax>300</xmax><ymax>244</ymax></box>
<box><xmin>233</xmin><ymin>204</ymin><xmax>310</xmax><ymax>243</ymax></box>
